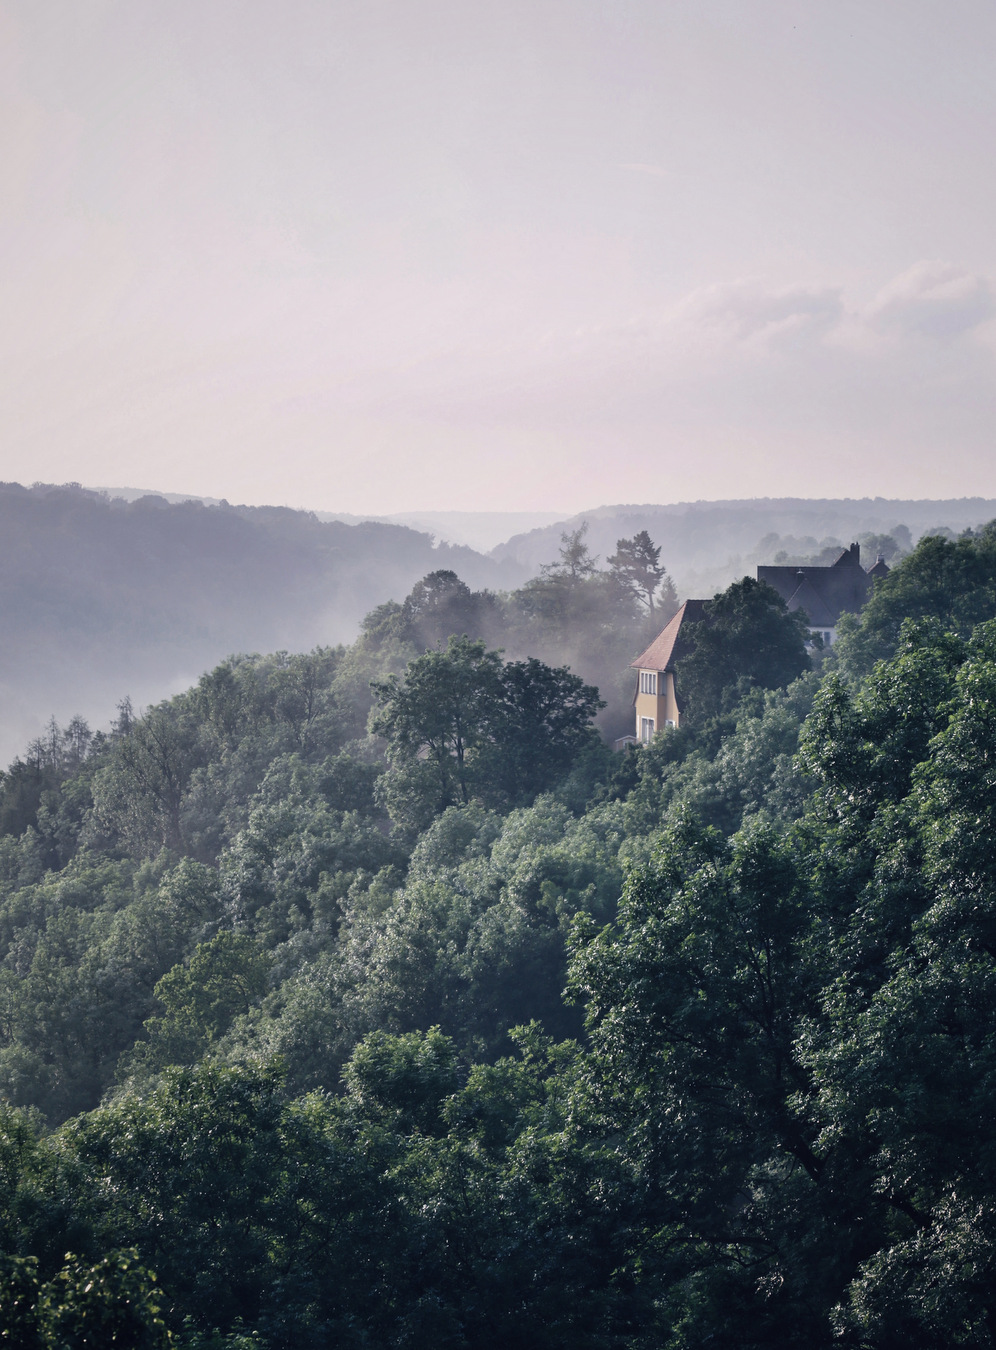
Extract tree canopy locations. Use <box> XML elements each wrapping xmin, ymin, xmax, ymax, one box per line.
<box><xmin>371</xmin><ymin>636</ymin><xmax>603</xmax><ymax>831</ymax></box>
<box><xmin>0</xmin><ymin>529</ymin><xmax>995</xmax><ymax>1346</ymax></box>
<box><xmin>677</xmin><ymin>575</ymin><xmax>811</xmax><ymax>719</ymax></box>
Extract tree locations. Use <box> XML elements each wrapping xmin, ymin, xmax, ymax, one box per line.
<box><xmin>834</xmin><ymin>522</ymin><xmax>996</xmax><ymax>677</ymax></box>
<box><xmin>0</xmin><ymin>759</ymin><xmax>48</xmax><ymax>839</ymax></box>
<box><xmin>794</xmin><ymin>620</ymin><xmax>996</xmax><ymax>1345</ymax></box>
<box><xmin>677</xmin><ymin>576</ymin><xmax>810</xmax><ymax>720</ymax></box>
<box><xmin>482</xmin><ymin>657</ymin><xmax>604</xmax><ymax>805</ymax></box>
<box><xmin>39</xmin><ymin>1250</ymin><xmax>171</xmax><ymax>1349</ymax></box>
<box><xmin>91</xmin><ymin>704</ymin><xmax>194</xmax><ymax>855</ymax></box>
<box><xmin>562</xmin><ymin>619</ymin><xmax>996</xmax><ymax>1345</ymax></box>
<box><xmin>371</xmin><ymin>638</ymin><xmax>604</xmax><ymax>830</ymax></box>
<box><xmin>371</xmin><ymin>637</ymin><xmax>505</xmax><ymax>831</ymax></box>
<box><xmin>607</xmin><ymin>530</ymin><xmax>677</xmax><ymax>620</ymax></box>
<box><xmin>63</xmin><ymin>1061</ymin><xmax>291</xmax><ymax>1335</ymax></box>
<box><xmin>0</xmin><ymin>1249</ymin><xmax>171</xmax><ymax>1349</ymax></box>
<box><xmin>399</xmin><ymin>569</ymin><xmax>502</xmax><ymax>652</ymax></box>
<box><xmin>131</xmin><ymin>932</ymin><xmax>270</xmax><ymax>1072</ymax></box>
<box><xmin>342</xmin><ymin>1027</ymin><xmax>459</xmax><ymax>1136</ymax></box>
<box><xmin>541</xmin><ymin>522</ymin><xmax>599</xmax><ymax>585</ymax></box>
<box><xmin>567</xmin><ymin>816</ymin><xmax>836</xmax><ymax>1342</ymax></box>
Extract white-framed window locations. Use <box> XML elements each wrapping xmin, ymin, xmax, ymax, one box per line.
<box><xmin>640</xmin><ymin>716</ymin><xmax>655</xmax><ymax>743</ymax></box>
<box><xmin>665</xmin><ymin>718</ymin><xmax>676</xmax><ymax>729</ymax></box>
<box><xmin>639</xmin><ymin>671</ymin><xmax>657</xmax><ymax>695</ymax></box>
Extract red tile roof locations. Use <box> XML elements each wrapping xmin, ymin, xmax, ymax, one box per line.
<box><xmin>631</xmin><ymin>599</ymin><xmax>709</xmax><ymax>670</ymax></box>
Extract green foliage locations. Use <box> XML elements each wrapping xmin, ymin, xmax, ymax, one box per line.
<box><xmin>220</xmin><ymin>753</ymin><xmax>401</xmax><ymax>945</ymax></box>
<box><xmin>0</xmin><ymin>761</ymin><xmax>49</xmax><ymax>843</ymax></box>
<box><xmin>616</xmin><ymin>673</ymin><xmax>819</xmax><ymax>838</ymax></box>
<box><xmin>63</xmin><ymin>1061</ymin><xmax>292</xmax><ymax>1334</ymax></box>
<box><xmin>372</xmin><ymin>636</ymin><xmax>505</xmax><ymax>828</ymax></box>
<box><xmin>131</xmin><ymin>932</ymin><xmax>271</xmax><ymax>1073</ymax></box>
<box><xmin>834</xmin><ymin>521</ymin><xmax>996</xmax><ymax>676</ymax></box>
<box><xmin>82</xmin><ymin>649</ymin><xmax>359</xmax><ymax>864</ymax></box>
<box><xmin>372</xmin><ymin>636</ymin><xmax>603</xmax><ymax>832</ymax></box>
<box><xmin>0</xmin><ymin>857</ymin><xmax>222</xmax><ymax>1121</ymax></box>
<box><xmin>0</xmin><ymin>1249</ymin><xmax>170</xmax><ymax>1349</ymax></box>
<box><xmin>482</xmin><ymin>656</ymin><xmax>605</xmax><ymax>804</ymax></box>
<box><xmin>399</xmin><ymin>568</ymin><xmax>504</xmax><ymax>651</ymax></box>
<box><xmin>6</xmin><ymin>541</ymin><xmax>996</xmax><ymax>1345</ymax></box>
<box><xmin>562</xmin><ymin>617</ymin><xmax>996</xmax><ymax>1344</ymax></box>
<box><xmin>39</xmin><ymin>1250</ymin><xmax>170</xmax><ymax>1348</ymax></box>
<box><xmin>342</xmin><ymin>1026</ymin><xmax>459</xmax><ymax>1135</ymax></box>
<box><xmin>678</xmin><ymin>575</ymin><xmax>811</xmax><ymax>719</ymax></box>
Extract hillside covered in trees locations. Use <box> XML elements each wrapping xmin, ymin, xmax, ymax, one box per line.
<box><xmin>2</xmin><ymin>523</ymin><xmax>996</xmax><ymax>1345</ymax></box>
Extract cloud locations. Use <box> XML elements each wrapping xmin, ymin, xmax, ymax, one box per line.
<box><xmin>676</xmin><ymin>280</ymin><xmax>844</xmax><ymax>349</ymax></box>
<box><xmin>865</xmin><ymin>260</ymin><xmax>995</xmax><ymax>338</ymax></box>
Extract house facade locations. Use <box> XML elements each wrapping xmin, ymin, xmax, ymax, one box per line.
<box><xmin>624</xmin><ymin>545</ymin><xmax>890</xmax><ymax>747</ymax></box>
<box><xmin>628</xmin><ymin>599</ymin><xmax>708</xmax><ymax>743</ymax></box>
<box><xmin>757</xmin><ymin>543</ymin><xmax>889</xmax><ymax>646</ymax></box>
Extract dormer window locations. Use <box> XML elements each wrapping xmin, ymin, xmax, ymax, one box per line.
<box><xmin>639</xmin><ymin>671</ymin><xmax>657</xmax><ymax>695</ymax></box>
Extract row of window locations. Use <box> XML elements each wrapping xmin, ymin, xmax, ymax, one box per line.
<box><xmin>639</xmin><ymin>670</ymin><xmax>657</xmax><ymax>694</ymax></box>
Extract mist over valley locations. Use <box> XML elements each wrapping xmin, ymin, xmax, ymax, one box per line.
<box><xmin>5</xmin><ymin>480</ymin><xmax>994</xmax><ymax>767</ymax></box>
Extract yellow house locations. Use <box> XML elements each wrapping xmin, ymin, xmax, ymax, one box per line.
<box><xmin>629</xmin><ymin>599</ymin><xmax>708</xmax><ymax>743</ymax></box>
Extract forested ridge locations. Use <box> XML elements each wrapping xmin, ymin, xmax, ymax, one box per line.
<box><xmin>6</xmin><ymin>480</ymin><xmax>992</xmax><ymax>770</ymax></box>
<box><xmin>0</xmin><ymin>482</ymin><xmax>525</xmax><ymax>766</ymax></box>
<box><xmin>2</xmin><ymin>524</ymin><xmax>996</xmax><ymax>1346</ymax></box>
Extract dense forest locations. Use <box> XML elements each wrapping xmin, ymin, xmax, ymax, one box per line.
<box><xmin>2</xmin><ymin>521</ymin><xmax>996</xmax><ymax>1345</ymax></box>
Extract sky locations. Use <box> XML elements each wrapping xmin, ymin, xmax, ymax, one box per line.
<box><xmin>1</xmin><ymin>0</ymin><xmax>995</xmax><ymax>514</ymax></box>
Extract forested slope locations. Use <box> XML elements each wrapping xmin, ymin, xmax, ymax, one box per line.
<box><xmin>1</xmin><ymin>524</ymin><xmax>996</xmax><ymax>1346</ymax></box>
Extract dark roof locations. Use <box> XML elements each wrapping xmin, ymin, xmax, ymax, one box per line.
<box><xmin>757</xmin><ymin>542</ymin><xmax>886</xmax><ymax>627</ymax></box>
<box><xmin>632</xmin><ymin>598</ymin><xmax>709</xmax><ymax>670</ymax></box>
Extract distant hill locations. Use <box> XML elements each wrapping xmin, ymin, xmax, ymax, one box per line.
<box><xmin>9</xmin><ymin>485</ymin><xmax>996</xmax><ymax>767</ymax></box>
<box><xmin>492</xmin><ymin>498</ymin><xmax>996</xmax><ymax>597</ymax></box>
<box><xmin>317</xmin><ymin>510</ymin><xmax>568</xmax><ymax>553</ymax></box>
<box><xmin>92</xmin><ymin>489</ymin><xmax>566</xmax><ymax>555</ymax></box>
<box><xmin>0</xmin><ymin>484</ymin><xmax>525</xmax><ymax>764</ymax></box>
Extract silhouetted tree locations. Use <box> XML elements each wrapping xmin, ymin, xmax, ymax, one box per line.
<box><xmin>607</xmin><ymin>530</ymin><xmax>677</xmax><ymax>620</ymax></box>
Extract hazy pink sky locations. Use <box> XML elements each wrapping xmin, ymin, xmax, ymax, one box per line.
<box><xmin>2</xmin><ymin>0</ymin><xmax>996</xmax><ymax>513</ymax></box>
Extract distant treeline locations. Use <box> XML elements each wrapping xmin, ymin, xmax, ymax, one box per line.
<box><xmin>0</xmin><ymin>482</ymin><xmax>525</xmax><ymax>763</ymax></box>
<box><xmin>494</xmin><ymin>495</ymin><xmax>996</xmax><ymax>594</ymax></box>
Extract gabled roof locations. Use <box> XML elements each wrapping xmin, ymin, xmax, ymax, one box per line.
<box><xmin>782</xmin><ymin>574</ymin><xmax>838</xmax><ymax>628</ymax></box>
<box><xmin>757</xmin><ymin>542</ymin><xmax>887</xmax><ymax>627</ymax></box>
<box><xmin>632</xmin><ymin>598</ymin><xmax>709</xmax><ymax>671</ymax></box>
<box><xmin>832</xmin><ymin>543</ymin><xmax>864</xmax><ymax>568</ymax></box>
